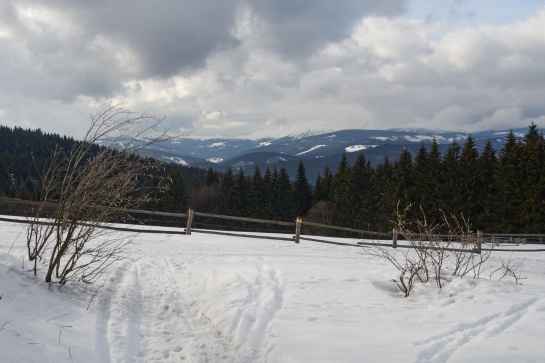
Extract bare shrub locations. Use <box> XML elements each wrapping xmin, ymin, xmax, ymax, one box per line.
<box><xmin>303</xmin><ymin>201</ymin><xmax>333</xmax><ymax>235</ymax></box>
<box><xmin>363</xmin><ymin>203</ymin><xmax>498</xmax><ymax>296</ymax></box>
<box><xmin>363</xmin><ymin>242</ymin><xmax>426</xmax><ymax>297</ymax></box>
<box><xmin>490</xmin><ymin>255</ymin><xmax>526</xmax><ymax>284</ymax></box>
<box><xmin>26</xmin><ymin>101</ymin><xmax>172</xmax><ymax>285</ymax></box>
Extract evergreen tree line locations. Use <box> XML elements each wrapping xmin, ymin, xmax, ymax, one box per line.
<box><xmin>0</xmin><ymin>125</ymin><xmax>208</xmax><ymax>204</ymax></box>
<box><xmin>0</xmin><ymin>126</ymin><xmax>78</xmax><ymax>198</ymax></box>
<box><xmin>2</xmin><ymin>123</ymin><xmax>545</xmax><ymax>234</ymax></box>
<box><xmin>161</xmin><ymin>124</ymin><xmax>545</xmax><ymax>234</ymax></box>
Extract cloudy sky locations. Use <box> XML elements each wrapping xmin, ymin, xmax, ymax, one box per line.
<box><xmin>1</xmin><ymin>0</ymin><xmax>544</xmax><ymax>139</ymax></box>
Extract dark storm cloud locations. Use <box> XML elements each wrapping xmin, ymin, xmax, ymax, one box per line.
<box><xmin>81</xmin><ymin>0</ymin><xmax>241</xmax><ymax>78</ymax></box>
<box><xmin>248</xmin><ymin>0</ymin><xmax>406</xmax><ymax>58</ymax></box>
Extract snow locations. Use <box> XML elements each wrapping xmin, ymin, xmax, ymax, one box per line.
<box><xmin>207</xmin><ymin>158</ymin><xmax>223</xmax><ymax>163</ymax></box>
<box><xmin>1</xmin><ymin>220</ymin><xmax>545</xmax><ymax>363</ymax></box>
<box><xmin>389</xmin><ymin>127</ymin><xmax>451</xmax><ymax>134</ymax></box>
<box><xmin>403</xmin><ymin>135</ymin><xmax>439</xmax><ymax>143</ymax></box>
<box><xmin>163</xmin><ymin>157</ymin><xmax>189</xmax><ymax>166</ymax></box>
<box><xmin>296</xmin><ymin>145</ymin><xmax>326</xmax><ymax>156</ymax></box>
<box><xmin>371</xmin><ymin>136</ymin><xmax>398</xmax><ymax>141</ymax></box>
<box><xmin>344</xmin><ymin>144</ymin><xmax>377</xmax><ymax>153</ymax></box>
<box><xmin>208</xmin><ymin>142</ymin><xmax>226</xmax><ymax>148</ymax></box>
<box><xmin>288</xmin><ymin>130</ymin><xmax>333</xmax><ymax>140</ymax></box>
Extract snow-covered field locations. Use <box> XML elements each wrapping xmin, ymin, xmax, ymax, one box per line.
<box><xmin>1</xmin><ymin>219</ymin><xmax>545</xmax><ymax>363</ymax></box>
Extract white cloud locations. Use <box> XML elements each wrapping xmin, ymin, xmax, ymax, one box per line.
<box><xmin>0</xmin><ymin>1</ymin><xmax>544</xmax><ymax>139</ymax></box>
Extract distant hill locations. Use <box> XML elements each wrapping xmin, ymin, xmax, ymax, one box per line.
<box><xmin>0</xmin><ymin>125</ymin><xmax>208</xmax><ymax>198</ymax></box>
<box><xmin>104</xmin><ymin>126</ymin><xmax>539</xmax><ymax>181</ymax></box>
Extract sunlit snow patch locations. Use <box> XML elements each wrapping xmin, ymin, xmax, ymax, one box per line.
<box><xmin>371</xmin><ymin>136</ymin><xmax>397</xmax><ymax>141</ymax></box>
<box><xmin>208</xmin><ymin>158</ymin><xmax>223</xmax><ymax>163</ymax></box>
<box><xmin>164</xmin><ymin>157</ymin><xmax>188</xmax><ymax>166</ymax></box>
<box><xmin>296</xmin><ymin>145</ymin><xmax>326</xmax><ymax>156</ymax></box>
<box><xmin>345</xmin><ymin>145</ymin><xmax>377</xmax><ymax>153</ymax></box>
<box><xmin>208</xmin><ymin>142</ymin><xmax>226</xmax><ymax>148</ymax></box>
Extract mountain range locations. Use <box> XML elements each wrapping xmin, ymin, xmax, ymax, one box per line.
<box><xmin>109</xmin><ymin>127</ymin><xmax>537</xmax><ymax>182</ymax></box>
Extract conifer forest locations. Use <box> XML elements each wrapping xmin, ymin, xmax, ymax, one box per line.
<box><xmin>1</xmin><ymin>124</ymin><xmax>544</xmax><ymax>234</ymax></box>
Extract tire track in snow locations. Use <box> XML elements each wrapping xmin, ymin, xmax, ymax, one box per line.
<box><xmin>228</xmin><ymin>264</ymin><xmax>284</xmax><ymax>362</ymax></box>
<box><xmin>94</xmin><ymin>261</ymin><xmax>143</xmax><ymax>363</ymax></box>
<box><xmin>162</xmin><ymin>256</ymin><xmax>242</xmax><ymax>363</ymax></box>
<box><xmin>94</xmin><ymin>261</ymin><xmax>130</xmax><ymax>363</ymax></box>
<box><xmin>414</xmin><ymin>297</ymin><xmax>541</xmax><ymax>363</ymax></box>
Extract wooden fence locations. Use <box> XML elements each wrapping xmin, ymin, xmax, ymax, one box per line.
<box><xmin>1</xmin><ymin>197</ymin><xmax>545</xmax><ymax>253</ymax></box>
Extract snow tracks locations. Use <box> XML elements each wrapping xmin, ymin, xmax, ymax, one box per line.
<box><xmin>94</xmin><ymin>258</ymin><xmax>242</xmax><ymax>363</ymax></box>
<box><xmin>414</xmin><ymin>297</ymin><xmax>545</xmax><ymax>363</ymax></box>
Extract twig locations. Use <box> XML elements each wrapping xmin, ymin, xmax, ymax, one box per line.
<box><xmin>87</xmin><ymin>271</ymin><xmax>111</xmax><ymax>310</ymax></box>
<box><xmin>0</xmin><ymin>320</ymin><xmax>12</xmax><ymax>331</ymax></box>
<box><xmin>57</xmin><ymin>325</ymin><xmax>72</xmax><ymax>343</ymax></box>
<box><xmin>46</xmin><ymin>312</ymin><xmax>71</xmax><ymax>322</ymax></box>
<box><xmin>8</xmin><ymin>229</ymin><xmax>22</xmax><ymax>254</ymax></box>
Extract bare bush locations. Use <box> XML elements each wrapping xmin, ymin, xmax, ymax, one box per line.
<box><xmin>26</xmin><ymin>101</ymin><xmax>172</xmax><ymax>285</ymax></box>
<box><xmin>363</xmin><ymin>203</ymin><xmax>497</xmax><ymax>296</ymax></box>
<box><xmin>303</xmin><ymin>201</ymin><xmax>333</xmax><ymax>235</ymax></box>
<box><xmin>490</xmin><ymin>255</ymin><xmax>526</xmax><ymax>284</ymax></box>
<box><xmin>363</xmin><ymin>242</ymin><xmax>425</xmax><ymax>297</ymax></box>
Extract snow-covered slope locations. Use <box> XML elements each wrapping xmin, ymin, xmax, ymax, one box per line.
<box><xmin>1</xmin><ymin>220</ymin><xmax>544</xmax><ymax>362</ymax></box>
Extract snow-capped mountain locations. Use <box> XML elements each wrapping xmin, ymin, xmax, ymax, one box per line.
<box><xmin>105</xmin><ymin>126</ymin><xmax>541</xmax><ymax>181</ymax></box>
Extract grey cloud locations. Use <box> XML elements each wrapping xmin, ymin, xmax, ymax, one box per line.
<box><xmin>41</xmin><ymin>0</ymin><xmax>241</xmax><ymax>79</ymax></box>
<box><xmin>86</xmin><ymin>0</ymin><xmax>241</xmax><ymax>78</ymax></box>
<box><xmin>247</xmin><ymin>0</ymin><xmax>406</xmax><ymax>58</ymax></box>
<box><xmin>0</xmin><ymin>0</ymin><xmax>242</xmax><ymax>103</ymax></box>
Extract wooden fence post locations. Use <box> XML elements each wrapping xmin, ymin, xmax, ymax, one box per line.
<box><xmin>476</xmin><ymin>230</ymin><xmax>482</xmax><ymax>254</ymax></box>
<box><xmin>392</xmin><ymin>228</ymin><xmax>398</xmax><ymax>248</ymax></box>
<box><xmin>295</xmin><ymin>217</ymin><xmax>302</xmax><ymax>244</ymax></box>
<box><xmin>186</xmin><ymin>209</ymin><xmax>194</xmax><ymax>235</ymax></box>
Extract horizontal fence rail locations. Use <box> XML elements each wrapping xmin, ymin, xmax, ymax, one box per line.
<box><xmin>1</xmin><ymin>197</ymin><xmax>545</xmax><ymax>252</ymax></box>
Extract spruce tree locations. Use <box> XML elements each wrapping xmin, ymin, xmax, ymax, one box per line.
<box><xmin>477</xmin><ymin>139</ymin><xmax>498</xmax><ymax>230</ymax></box>
<box><xmin>262</xmin><ymin>167</ymin><xmax>274</xmax><ymax>219</ymax></box>
<box><xmin>322</xmin><ymin>166</ymin><xmax>334</xmax><ymax>203</ymax></box>
<box><xmin>426</xmin><ymin>139</ymin><xmax>443</xmax><ymax>220</ymax></box>
<box><xmin>233</xmin><ymin>168</ymin><xmax>249</xmax><ymax>217</ymax></box>
<box><xmin>205</xmin><ymin>167</ymin><xmax>220</xmax><ymax>187</ymax></box>
<box><xmin>369</xmin><ymin>156</ymin><xmax>394</xmax><ymax>231</ymax></box>
<box><xmin>293</xmin><ymin>161</ymin><xmax>313</xmax><ymax>218</ymax></box>
<box><xmin>351</xmin><ymin>154</ymin><xmax>372</xmax><ymax>229</ymax></box>
<box><xmin>440</xmin><ymin>140</ymin><xmax>461</xmax><ymax>216</ymax></box>
<box><xmin>270</xmin><ymin>167</ymin><xmax>293</xmax><ymax>221</ymax></box>
<box><xmin>162</xmin><ymin>168</ymin><xmax>187</xmax><ymax>213</ymax></box>
<box><xmin>392</xmin><ymin>148</ymin><xmax>414</xmax><ymax>213</ymax></box>
<box><xmin>496</xmin><ymin>131</ymin><xmax>524</xmax><ymax>232</ymax></box>
<box><xmin>313</xmin><ymin>172</ymin><xmax>326</xmax><ymax>204</ymax></box>
<box><xmin>457</xmin><ymin>135</ymin><xmax>480</xmax><ymax>219</ymax></box>
<box><xmin>411</xmin><ymin>143</ymin><xmax>430</xmax><ymax>214</ymax></box>
<box><xmin>330</xmin><ymin>154</ymin><xmax>352</xmax><ymax>227</ymax></box>
<box><xmin>218</xmin><ymin>167</ymin><xmax>236</xmax><ymax>215</ymax></box>
<box><xmin>521</xmin><ymin>123</ymin><xmax>545</xmax><ymax>232</ymax></box>
<box><xmin>249</xmin><ymin>165</ymin><xmax>265</xmax><ymax>218</ymax></box>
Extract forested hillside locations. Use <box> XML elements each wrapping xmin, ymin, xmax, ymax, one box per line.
<box><xmin>184</xmin><ymin>123</ymin><xmax>545</xmax><ymax>234</ymax></box>
<box><xmin>0</xmin><ymin>125</ymin><xmax>208</xmax><ymax>201</ymax></box>
<box><xmin>1</xmin><ymin>124</ymin><xmax>544</xmax><ymax>234</ymax></box>
<box><xmin>0</xmin><ymin>126</ymin><xmax>78</xmax><ymax>198</ymax></box>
